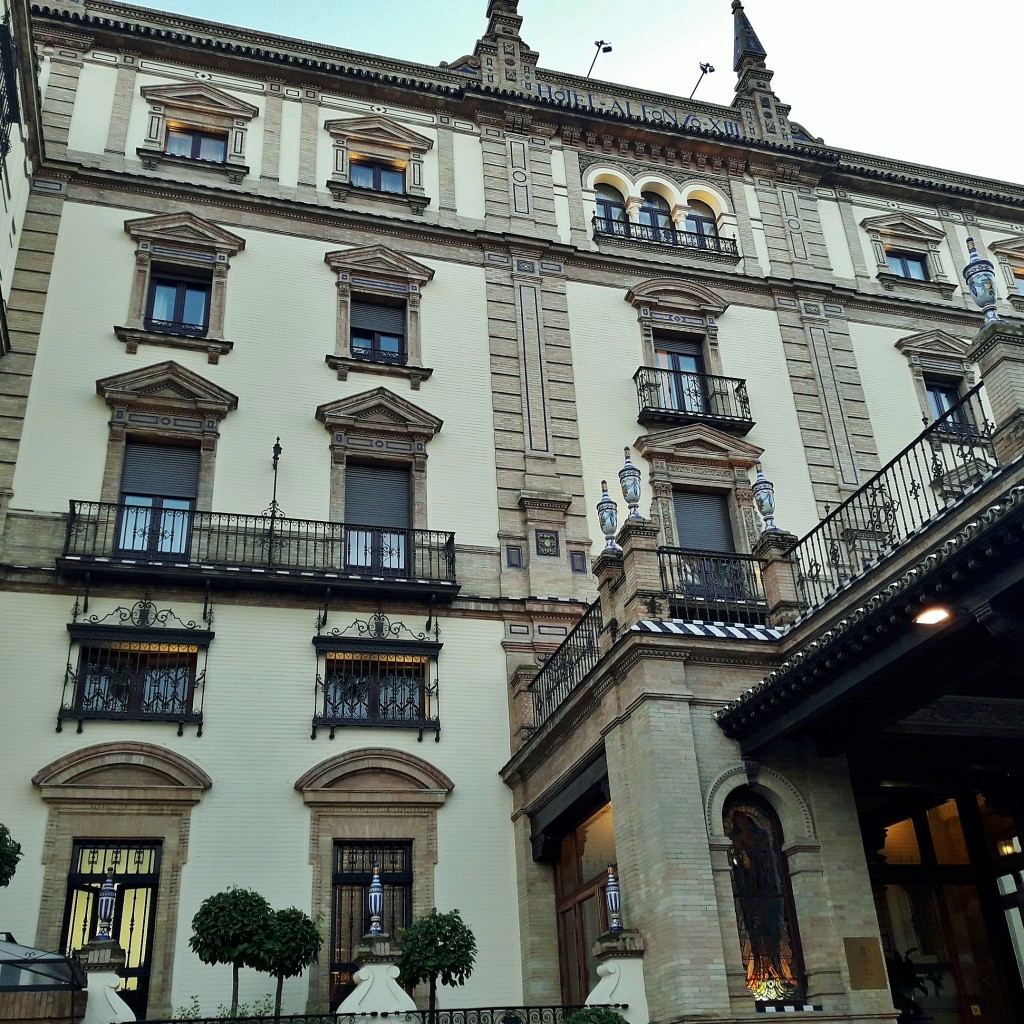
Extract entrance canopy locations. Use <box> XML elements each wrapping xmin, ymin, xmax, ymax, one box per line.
<box><xmin>0</xmin><ymin>934</ymin><xmax>86</xmax><ymax>991</ymax></box>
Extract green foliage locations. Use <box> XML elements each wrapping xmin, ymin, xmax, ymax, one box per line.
<box><xmin>189</xmin><ymin>888</ymin><xmax>273</xmax><ymax>1015</ymax></box>
<box><xmin>563</xmin><ymin>1009</ymin><xmax>629</xmax><ymax>1024</ymax></box>
<box><xmin>172</xmin><ymin>994</ymin><xmax>276</xmax><ymax>1021</ymax></box>
<box><xmin>0</xmin><ymin>823</ymin><xmax>23</xmax><ymax>889</ymax></box>
<box><xmin>397</xmin><ymin>908</ymin><xmax>477</xmax><ymax>1012</ymax></box>
<box><xmin>253</xmin><ymin>907</ymin><xmax>323</xmax><ymax>981</ymax></box>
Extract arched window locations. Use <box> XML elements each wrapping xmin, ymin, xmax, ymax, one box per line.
<box><xmin>637</xmin><ymin>191</ymin><xmax>673</xmax><ymax>236</ymax></box>
<box><xmin>684</xmin><ymin>199</ymin><xmax>719</xmax><ymax>243</ymax></box>
<box><xmin>595</xmin><ymin>183</ymin><xmax>626</xmax><ymax>224</ymax></box>
<box><xmin>723</xmin><ymin>789</ymin><xmax>806</xmax><ymax>1004</ymax></box>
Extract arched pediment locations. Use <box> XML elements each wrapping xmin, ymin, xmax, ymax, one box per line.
<box><xmin>124</xmin><ymin>212</ymin><xmax>245</xmax><ymax>256</ymax></box>
<box><xmin>33</xmin><ymin>742</ymin><xmax>212</xmax><ymax>804</ymax></box>
<box><xmin>295</xmin><ymin>748</ymin><xmax>454</xmax><ymax>808</ymax></box>
<box><xmin>316</xmin><ymin>386</ymin><xmax>443</xmax><ymax>440</ymax></box>
<box><xmin>626</xmin><ymin>278</ymin><xmax>728</xmax><ymax>317</ymax></box>
<box><xmin>96</xmin><ymin>360</ymin><xmax>239</xmax><ymax>419</ymax></box>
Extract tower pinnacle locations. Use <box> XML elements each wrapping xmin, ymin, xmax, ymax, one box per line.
<box><xmin>732</xmin><ymin>0</ymin><xmax>768</xmax><ymax>72</ymax></box>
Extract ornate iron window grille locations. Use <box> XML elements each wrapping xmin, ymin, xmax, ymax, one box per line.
<box><xmin>658</xmin><ymin>548</ymin><xmax>768</xmax><ymax>626</ymax></box>
<box><xmin>58</xmin><ymin>597</ymin><xmax>213</xmax><ymax>735</ymax></box>
<box><xmin>633</xmin><ymin>366</ymin><xmax>753</xmax><ymax>428</ymax></box>
<box><xmin>312</xmin><ymin>612</ymin><xmax>441</xmax><ymax>741</ymax></box>
<box><xmin>593</xmin><ymin>215</ymin><xmax>739</xmax><ymax>255</ymax></box>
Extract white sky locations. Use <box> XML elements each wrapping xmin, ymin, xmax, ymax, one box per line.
<box><xmin>142</xmin><ymin>0</ymin><xmax>1023</xmax><ymax>187</ymax></box>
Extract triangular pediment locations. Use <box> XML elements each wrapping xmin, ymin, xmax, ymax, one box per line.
<box><xmin>125</xmin><ymin>211</ymin><xmax>245</xmax><ymax>254</ymax></box>
<box><xmin>988</xmin><ymin>235</ymin><xmax>1024</xmax><ymax>261</ymax></box>
<box><xmin>627</xmin><ymin>278</ymin><xmax>728</xmax><ymax>316</ymax></box>
<box><xmin>895</xmin><ymin>329</ymin><xmax>971</xmax><ymax>361</ymax></box>
<box><xmin>316</xmin><ymin>387</ymin><xmax>443</xmax><ymax>437</ymax></box>
<box><xmin>323</xmin><ymin>115</ymin><xmax>434</xmax><ymax>152</ymax></box>
<box><xmin>140</xmin><ymin>82</ymin><xmax>259</xmax><ymax>119</ymax></box>
<box><xmin>96</xmin><ymin>360</ymin><xmax>239</xmax><ymax>416</ymax></box>
<box><xmin>635</xmin><ymin>422</ymin><xmax>763</xmax><ymax>467</ymax></box>
<box><xmin>324</xmin><ymin>244</ymin><xmax>434</xmax><ymax>284</ymax></box>
<box><xmin>860</xmin><ymin>212</ymin><xmax>945</xmax><ymax>242</ymax></box>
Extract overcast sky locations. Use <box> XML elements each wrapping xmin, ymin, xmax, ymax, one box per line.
<box><xmin>143</xmin><ymin>0</ymin><xmax>1022</xmax><ymax>187</ymax></box>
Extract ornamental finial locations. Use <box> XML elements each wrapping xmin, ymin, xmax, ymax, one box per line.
<box><xmin>618</xmin><ymin>446</ymin><xmax>643</xmax><ymax>520</ymax></box>
<box><xmin>597</xmin><ymin>480</ymin><xmax>621</xmax><ymax>552</ymax></box>
<box><xmin>752</xmin><ymin>461</ymin><xmax>780</xmax><ymax>532</ymax></box>
<box><xmin>962</xmin><ymin>236</ymin><xmax>1003</xmax><ymax>323</ymax></box>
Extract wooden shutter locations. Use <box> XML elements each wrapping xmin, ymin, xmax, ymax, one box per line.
<box><xmin>344</xmin><ymin>465</ymin><xmax>411</xmax><ymax>528</ymax></box>
<box><xmin>350</xmin><ymin>300</ymin><xmax>406</xmax><ymax>336</ymax></box>
<box><xmin>121</xmin><ymin>443</ymin><xmax>200</xmax><ymax>498</ymax></box>
<box><xmin>672</xmin><ymin>491</ymin><xmax>734</xmax><ymax>552</ymax></box>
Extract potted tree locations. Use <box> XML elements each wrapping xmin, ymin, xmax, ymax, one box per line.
<box><xmin>396</xmin><ymin>908</ymin><xmax>476</xmax><ymax>1023</ymax></box>
<box><xmin>253</xmin><ymin>907</ymin><xmax>323</xmax><ymax>1022</ymax></box>
<box><xmin>188</xmin><ymin>887</ymin><xmax>271</xmax><ymax>1017</ymax></box>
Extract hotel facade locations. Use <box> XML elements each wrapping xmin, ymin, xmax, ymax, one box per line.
<box><xmin>1</xmin><ymin>2</ymin><xmax>1023</xmax><ymax>1022</ymax></box>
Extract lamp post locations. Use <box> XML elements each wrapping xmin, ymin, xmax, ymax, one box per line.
<box><xmin>586</xmin><ymin>40</ymin><xmax>612</xmax><ymax>78</ymax></box>
<box><xmin>265</xmin><ymin>436</ymin><xmax>283</xmax><ymax>566</ymax></box>
<box><xmin>689</xmin><ymin>62</ymin><xmax>715</xmax><ymax>99</ymax></box>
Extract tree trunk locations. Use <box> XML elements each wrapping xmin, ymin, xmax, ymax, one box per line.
<box><xmin>231</xmin><ymin>963</ymin><xmax>239</xmax><ymax>1016</ymax></box>
<box><xmin>429</xmin><ymin>975</ymin><xmax>437</xmax><ymax>1024</ymax></box>
<box><xmin>274</xmin><ymin>973</ymin><xmax>284</xmax><ymax>1022</ymax></box>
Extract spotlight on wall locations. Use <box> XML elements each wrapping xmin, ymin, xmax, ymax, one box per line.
<box><xmin>914</xmin><ymin>606</ymin><xmax>951</xmax><ymax>625</ymax></box>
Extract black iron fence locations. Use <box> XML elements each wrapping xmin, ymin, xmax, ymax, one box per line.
<box><xmin>144</xmin><ymin>1006</ymin><xmax>599</xmax><ymax>1024</ymax></box>
<box><xmin>659</xmin><ymin>548</ymin><xmax>768</xmax><ymax>625</ymax></box>
<box><xmin>593</xmin><ymin>215</ymin><xmax>739</xmax><ymax>255</ymax></box>
<box><xmin>633</xmin><ymin>366</ymin><xmax>752</xmax><ymax>429</ymax></box>
<box><xmin>531</xmin><ymin>599</ymin><xmax>604</xmax><ymax>728</ymax></box>
<box><xmin>786</xmin><ymin>382</ymin><xmax>998</xmax><ymax>612</ymax></box>
<box><xmin>63</xmin><ymin>501</ymin><xmax>457</xmax><ymax>584</ymax></box>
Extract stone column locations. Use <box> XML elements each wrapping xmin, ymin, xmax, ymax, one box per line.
<box><xmin>752</xmin><ymin>529</ymin><xmax>802</xmax><ymax>626</ymax></box>
<box><xmin>967</xmin><ymin>320</ymin><xmax>1024</xmax><ymax>463</ymax></box>
<box><xmin>616</xmin><ymin>518</ymin><xmax>665</xmax><ymax>626</ymax></box>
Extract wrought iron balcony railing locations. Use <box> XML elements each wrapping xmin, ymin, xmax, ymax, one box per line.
<box><xmin>633</xmin><ymin>366</ymin><xmax>754</xmax><ymax>433</ymax></box>
<box><xmin>786</xmin><ymin>382</ymin><xmax>998</xmax><ymax>613</ymax></box>
<box><xmin>531</xmin><ymin>598</ymin><xmax>604</xmax><ymax>729</ymax></box>
<box><xmin>593</xmin><ymin>215</ymin><xmax>739</xmax><ymax>256</ymax></box>
<box><xmin>62</xmin><ymin>501</ymin><xmax>458</xmax><ymax>591</ymax></box>
<box><xmin>351</xmin><ymin>346</ymin><xmax>408</xmax><ymax>366</ymax></box>
<box><xmin>143</xmin><ymin>317</ymin><xmax>208</xmax><ymax>337</ymax></box>
<box><xmin>659</xmin><ymin>548</ymin><xmax>769</xmax><ymax>625</ymax></box>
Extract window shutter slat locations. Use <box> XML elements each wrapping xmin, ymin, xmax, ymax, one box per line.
<box><xmin>350</xmin><ymin>301</ymin><xmax>406</xmax><ymax>335</ymax></box>
<box><xmin>121</xmin><ymin>444</ymin><xmax>200</xmax><ymax>498</ymax></box>
<box><xmin>673</xmin><ymin>491</ymin><xmax>734</xmax><ymax>552</ymax></box>
<box><xmin>344</xmin><ymin>465</ymin><xmax>411</xmax><ymax>529</ymax></box>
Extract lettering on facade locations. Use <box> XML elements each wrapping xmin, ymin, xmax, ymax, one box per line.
<box><xmin>534</xmin><ymin>81</ymin><xmax>744</xmax><ymax>138</ymax></box>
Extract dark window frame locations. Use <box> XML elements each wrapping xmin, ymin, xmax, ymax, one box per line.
<box><xmin>348</xmin><ymin>158</ymin><xmax>406</xmax><ymax>195</ymax></box>
<box><xmin>329</xmin><ymin>840</ymin><xmax>413</xmax><ymax>1010</ymax></box>
<box><xmin>163</xmin><ymin>125</ymin><xmax>228</xmax><ymax>164</ymax></box>
<box><xmin>886</xmin><ymin>249</ymin><xmax>930</xmax><ymax>281</ymax></box>
<box><xmin>144</xmin><ymin>267</ymin><xmax>212</xmax><ymax>338</ymax></box>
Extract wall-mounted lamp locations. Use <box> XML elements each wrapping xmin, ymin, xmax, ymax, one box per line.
<box><xmin>914</xmin><ymin>606</ymin><xmax>951</xmax><ymax>625</ymax></box>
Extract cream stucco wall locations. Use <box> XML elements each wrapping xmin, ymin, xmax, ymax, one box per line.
<box><xmin>66</xmin><ymin>61</ymin><xmax>117</xmax><ymax>155</ymax></box>
<box><xmin>743</xmin><ymin>183</ymin><xmax>770</xmax><ymax>275</ymax></box>
<box><xmin>452</xmin><ymin>130</ymin><xmax>485</xmax><ymax>221</ymax></box>
<box><xmin>276</xmin><ymin>98</ymin><xmax>301</xmax><ymax>188</ymax></box>
<box><xmin>0</xmin><ymin>591</ymin><xmax>521</xmax><ymax>1013</ymax></box>
<box><xmin>817</xmin><ymin>198</ymin><xmax>856</xmax><ymax>281</ymax></box>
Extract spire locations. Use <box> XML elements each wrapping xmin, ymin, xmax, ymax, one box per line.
<box><xmin>471</xmin><ymin>0</ymin><xmax>538</xmax><ymax>94</ymax></box>
<box><xmin>732</xmin><ymin>0</ymin><xmax>767</xmax><ymax>72</ymax></box>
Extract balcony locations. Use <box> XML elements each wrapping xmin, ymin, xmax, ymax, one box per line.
<box><xmin>593</xmin><ymin>216</ymin><xmax>740</xmax><ymax>257</ymax></box>
<box><xmin>59</xmin><ymin>501</ymin><xmax>459</xmax><ymax>600</ymax></box>
<box><xmin>633</xmin><ymin>366</ymin><xmax>755</xmax><ymax>434</ymax></box>
<box><xmin>659</xmin><ymin>548</ymin><xmax>768</xmax><ymax>625</ymax></box>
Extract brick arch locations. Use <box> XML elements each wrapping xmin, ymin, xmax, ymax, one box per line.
<box><xmin>704</xmin><ymin>761</ymin><xmax>816</xmax><ymax>842</ymax></box>
<box><xmin>294</xmin><ymin>747</ymin><xmax>454</xmax><ymax>796</ymax></box>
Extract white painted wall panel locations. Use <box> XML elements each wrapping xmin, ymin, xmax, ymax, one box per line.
<box><xmin>67</xmin><ymin>62</ymin><xmax>117</xmax><ymax>155</ymax></box>
<box><xmin>452</xmin><ymin>132</ymin><xmax>486</xmax><ymax>222</ymax></box>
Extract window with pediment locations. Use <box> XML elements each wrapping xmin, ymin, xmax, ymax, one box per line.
<box><xmin>861</xmin><ymin>213</ymin><xmax>956</xmax><ymax>299</ymax></box>
<box><xmin>137</xmin><ymin>83</ymin><xmax>258</xmax><ymax>182</ymax></box>
<box><xmin>324</xmin><ymin>115</ymin><xmax>433</xmax><ymax>215</ymax></box>
<box><xmin>116</xmin><ymin>213</ymin><xmax>245</xmax><ymax>363</ymax></box>
<box><xmin>987</xmin><ymin>236</ymin><xmax>1024</xmax><ymax>313</ymax></box>
<box><xmin>94</xmin><ymin>361</ymin><xmax>239</xmax><ymax>514</ymax></box>
<box><xmin>894</xmin><ymin>329</ymin><xmax>975</xmax><ymax>424</ymax></box>
<box><xmin>323</xmin><ymin>244</ymin><xmax>435</xmax><ymax>388</ymax></box>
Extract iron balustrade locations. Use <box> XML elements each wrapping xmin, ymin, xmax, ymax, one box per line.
<box><xmin>351</xmin><ymin>346</ymin><xmax>409</xmax><ymax>366</ymax></box>
<box><xmin>786</xmin><ymin>382</ymin><xmax>998</xmax><ymax>613</ymax></box>
<box><xmin>634</xmin><ymin>366</ymin><xmax>753</xmax><ymax>432</ymax></box>
<box><xmin>530</xmin><ymin>599</ymin><xmax>603</xmax><ymax>728</ymax></box>
<box><xmin>143</xmin><ymin>1007</ymin><xmax>603</xmax><ymax>1024</ymax></box>
<box><xmin>63</xmin><ymin>501</ymin><xmax>457</xmax><ymax>584</ymax></box>
<box><xmin>143</xmin><ymin>317</ymin><xmax>207</xmax><ymax>337</ymax></box>
<box><xmin>659</xmin><ymin>548</ymin><xmax>768</xmax><ymax>625</ymax></box>
<box><xmin>593</xmin><ymin>215</ymin><xmax>739</xmax><ymax>255</ymax></box>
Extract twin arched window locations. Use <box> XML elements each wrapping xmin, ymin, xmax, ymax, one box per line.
<box><xmin>723</xmin><ymin>789</ymin><xmax>806</xmax><ymax>1004</ymax></box>
<box><xmin>593</xmin><ymin>184</ymin><xmax>721</xmax><ymax>242</ymax></box>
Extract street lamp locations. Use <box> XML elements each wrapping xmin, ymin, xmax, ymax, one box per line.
<box><xmin>689</xmin><ymin>61</ymin><xmax>715</xmax><ymax>99</ymax></box>
<box><xmin>587</xmin><ymin>40</ymin><xmax>612</xmax><ymax>78</ymax></box>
